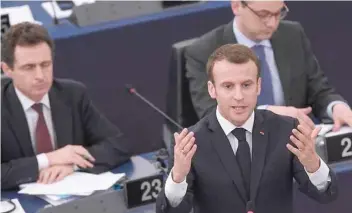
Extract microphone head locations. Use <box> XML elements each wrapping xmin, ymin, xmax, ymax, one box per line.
<box><xmin>125</xmin><ymin>84</ymin><xmax>136</xmax><ymax>94</ymax></box>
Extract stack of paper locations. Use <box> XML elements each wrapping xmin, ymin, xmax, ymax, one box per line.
<box><xmin>19</xmin><ymin>171</ymin><xmax>125</xmax><ymax>206</ymax></box>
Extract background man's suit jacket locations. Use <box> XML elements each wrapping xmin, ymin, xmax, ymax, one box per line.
<box><xmin>1</xmin><ymin>78</ymin><xmax>131</xmax><ymax>189</ymax></box>
<box><xmin>156</xmin><ymin>109</ymin><xmax>338</xmax><ymax>213</ymax></box>
<box><xmin>185</xmin><ymin>20</ymin><xmax>345</xmax><ymax>120</ymax></box>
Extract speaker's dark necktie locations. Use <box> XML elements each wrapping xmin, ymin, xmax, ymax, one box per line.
<box><xmin>232</xmin><ymin>128</ymin><xmax>251</xmax><ymax>200</ymax></box>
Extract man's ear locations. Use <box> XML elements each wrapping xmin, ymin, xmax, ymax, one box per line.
<box><xmin>208</xmin><ymin>80</ymin><xmax>217</xmax><ymax>99</ymax></box>
<box><xmin>231</xmin><ymin>0</ymin><xmax>242</xmax><ymax>16</ymax></box>
<box><xmin>1</xmin><ymin>62</ymin><xmax>13</xmax><ymax>78</ymax></box>
<box><xmin>257</xmin><ymin>77</ymin><xmax>262</xmax><ymax>96</ymax></box>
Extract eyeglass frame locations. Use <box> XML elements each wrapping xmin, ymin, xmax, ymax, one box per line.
<box><xmin>241</xmin><ymin>1</ymin><xmax>289</xmax><ymax>23</ymax></box>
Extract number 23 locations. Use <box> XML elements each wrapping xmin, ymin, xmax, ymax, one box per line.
<box><xmin>341</xmin><ymin>137</ymin><xmax>352</xmax><ymax>158</ymax></box>
<box><xmin>141</xmin><ymin>179</ymin><xmax>162</xmax><ymax>202</ymax></box>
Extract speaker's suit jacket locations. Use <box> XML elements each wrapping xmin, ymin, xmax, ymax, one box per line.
<box><xmin>156</xmin><ymin>109</ymin><xmax>338</xmax><ymax>213</ymax></box>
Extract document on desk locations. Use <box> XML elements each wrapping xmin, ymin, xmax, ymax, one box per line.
<box><xmin>316</xmin><ymin>124</ymin><xmax>352</xmax><ymax>137</ymax></box>
<box><xmin>19</xmin><ymin>171</ymin><xmax>125</xmax><ymax>196</ymax></box>
<box><xmin>1</xmin><ymin>5</ymin><xmax>42</xmax><ymax>25</ymax></box>
<box><xmin>316</xmin><ymin>124</ymin><xmax>334</xmax><ymax>136</ymax></box>
<box><xmin>39</xmin><ymin>195</ymin><xmax>79</xmax><ymax>206</ymax></box>
<box><xmin>41</xmin><ymin>0</ymin><xmax>96</xmax><ymax>19</ymax></box>
<box><xmin>325</xmin><ymin>126</ymin><xmax>352</xmax><ymax>137</ymax></box>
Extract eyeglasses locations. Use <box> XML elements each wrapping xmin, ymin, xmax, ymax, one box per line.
<box><xmin>241</xmin><ymin>1</ymin><xmax>289</xmax><ymax>23</ymax></box>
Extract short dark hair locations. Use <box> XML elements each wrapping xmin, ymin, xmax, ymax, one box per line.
<box><xmin>1</xmin><ymin>22</ymin><xmax>54</xmax><ymax>69</ymax></box>
<box><xmin>206</xmin><ymin>44</ymin><xmax>260</xmax><ymax>82</ymax></box>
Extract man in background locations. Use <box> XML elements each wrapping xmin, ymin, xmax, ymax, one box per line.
<box><xmin>185</xmin><ymin>0</ymin><xmax>352</xmax><ymax>130</ymax></box>
<box><xmin>1</xmin><ymin>22</ymin><xmax>132</xmax><ymax>189</ymax></box>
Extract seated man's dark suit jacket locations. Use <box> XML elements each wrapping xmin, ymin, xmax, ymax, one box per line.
<box><xmin>156</xmin><ymin>109</ymin><xmax>338</xmax><ymax>213</ymax></box>
<box><xmin>186</xmin><ymin>20</ymin><xmax>346</xmax><ymax>120</ymax></box>
<box><xmin>1</xmin><ymin>78</ymin><xmax>131</xmax><ymax>189</ymax></box>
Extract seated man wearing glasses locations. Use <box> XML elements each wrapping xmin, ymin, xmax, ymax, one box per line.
<box><xmin>185</xmin><ymin>0</ymin><xmax>352</xmax><ymax>130</ymax></box>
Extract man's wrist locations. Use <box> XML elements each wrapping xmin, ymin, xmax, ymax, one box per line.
<box><xmin>305</xmin><ymin>157</ymin><xmax>321</xmax><ymax>173</ymax></box>
<box><xmin>46</xmin><ymin>152</ymin><xmax>55</xmax><ymax>166</ymax></box>
<box><xmin>328</xmin><ymin>101</ymin><xmax>350</xmax><ymax>118</ymax></box>
<box><xmin>172</xmin><ymin>170</ymin><xmax>185</xmax><ymax>183</ymax></box>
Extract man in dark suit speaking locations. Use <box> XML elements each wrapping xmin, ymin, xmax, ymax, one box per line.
<box><xmin>186</xmin><ymin>0</ymin><xmax>352</xmax><ymax>130</ymax></box>
<box><xmin>156</xmin><ymin>44</ymin><xmax>338</xmax><ymax>213</ymax></box>
<box><xmin>1</xmin><ymin>22</ymin><xmax>131</xmax><ymax>189</ymax></box>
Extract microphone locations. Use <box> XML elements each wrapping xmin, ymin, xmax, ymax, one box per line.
<box><xmin>246</xmin><ymin>201</ymin><xmax>255</xmax><ymax>213</ymax></box>
<box><xmin>125</xmin><ymin>84</ymin><xmax>183</xmax><ymax>130</ymax></box>
<box><xmin>51</xmin><ymin>0</ymin><xmax>59</xmax><ymax>25</ymax></box>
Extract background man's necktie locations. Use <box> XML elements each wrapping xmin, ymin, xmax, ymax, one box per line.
<box><xmin>32</xmin><ymin>103</ymin><xmax>53</xmax><ymax>154</ymax></box>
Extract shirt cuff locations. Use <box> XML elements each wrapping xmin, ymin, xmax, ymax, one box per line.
<box><xmin>326</xmin><ymin>101</ymin><xmax>350</xmax><ymax>118</ymax></box>
<box><xmin>257</xmin><ymin>105</ymin><xmax>269</xmax><ymax>110</ymax></box>
<box><xmin>164</xmin><ymin>169</ymin><xmax>188</xmax><ymax>207</ymax></box>
<box><xmin>305</xmin><ymin>158</ymin><xmax>331</xmax><ymax>191</ymax></box>
<box><xmin>36</xmin><ymin>153</ymin><xmax>50</xmax><ymax>171</ymax></box>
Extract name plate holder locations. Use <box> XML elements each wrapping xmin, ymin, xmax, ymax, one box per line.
<box><xmin>317</xmin><ymin>126</ymin><xmax>352</xmax><ymax>164</ymax></box>
<box><xmin>325</xmin><ymin>132</ymin><xmax>352</xmax><ymax>163</ymax></box>
<box><xmin>37</xmin><ymin>190</ymin><xmax>127</xmax><ymax>213</ymax></box>
<box><xmin>124</xmin><ymin>173</ymin><xmax>164</xmax><ymax>209</ymax></box>
<box><xmin>36</xmin><ymin>174</ymin><xmax>164</xmax><ymax>213</ymax></box>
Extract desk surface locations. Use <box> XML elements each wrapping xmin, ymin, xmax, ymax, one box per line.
<box><xmin>1</xmin><ymin>1</ymin><xmax>230</xmax><ymax>39</ymax></box>
<box><xmin>3</xmin><ymin>155</ymin><xmax>352</xmax><ymax>213</ymax></box>
<box><xmin>1</xmin><ymin>153</ymin><xmax>159</xmax><ymax>213</ymax></box>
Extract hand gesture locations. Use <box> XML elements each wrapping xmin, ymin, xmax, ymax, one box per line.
<box><xmin>172</xmin><ymin>128</ymin><xmax>197</xmax><ymax>183</ymax></box>
<box><xmin>286</xmin><ymin>115</ymin><xmax>321</xmax><ymax>173</ymax></box>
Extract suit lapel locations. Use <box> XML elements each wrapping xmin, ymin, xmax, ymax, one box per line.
<box><xmin>223</xmin><ymin>20</ymin><xmax>237</xmax><ymax>44</ymax></box>
<box><xmin>270</xmin><ymin>29</ymin><xmax>291</xmax><ymax>105</ymax></box>
<box><xmin>49</xmin><ymin>86</ymin><xmax>73</xmax><ymax>149</ymax></box>
<box><xmin>207</xmin><ymin>110</ymin><xmax>247</xmax><ymax>203</ymax></box>
<box><xmin>5</xmin><ymin>84</ymin><xmax>34</xmax><ymax>156</ymax></box>
<box><xmin>250</xmin><ymin>110</ymin><xmax>269</xmax><ymax>202</ymax></box>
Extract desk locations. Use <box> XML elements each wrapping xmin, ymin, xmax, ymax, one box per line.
<box><xmin>2</xmin><ymin>155</ymin><xmax>352</xmax><ymax>213</ymax></box>
<box><xmin>1</xmin><ymin>153</ymin><xmax>160</xmax><ymax>213</ymax></box>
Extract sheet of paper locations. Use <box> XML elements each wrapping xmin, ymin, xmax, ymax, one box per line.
<box><xmin>41</xmin><ymin>2</ymin><xmax>72</xmax><ymax>19</ymax></box>
<box><xmin>1</xmin><ymin>5</ymin><xmax>41</xmax><ymax>25</ymax></box>
<box><xmin>325</xmin><ymin>126</ymin><xmax>352</xmax><ymax>137</ymax></box>
<box><xmin>41</xmin><ymin>0</ymin><xmax>96</xmax><ymax>19</ymax></box>
<box><xmin>72</xmin><ymin>0</ymin><xmax>96</xmax><ymax>6</ymax></box>
<box><xmin>316</xmin><ymin>124</ymin><xmax>334</xmax><ymax>136</ymax></box>
<box><xmin>39</xmin><ymin>195</ymin><xmax>78</xmax><ymax>206</ymax></box>
<box><xmin>19</xmin><ymin>172</ymin><xmax>125</xmax><ymax>196</ymax></box>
